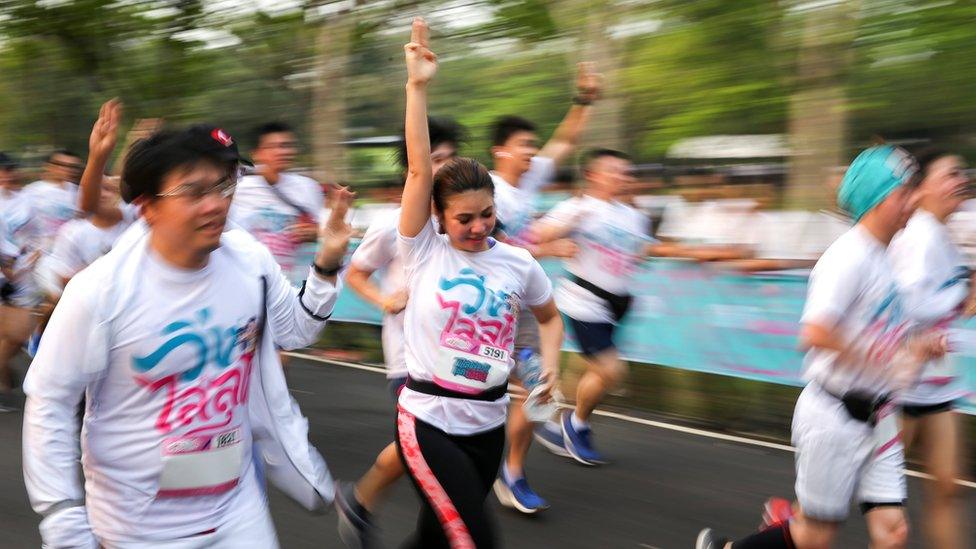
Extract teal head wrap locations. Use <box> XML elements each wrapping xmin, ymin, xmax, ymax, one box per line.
<box><xmin>838</xmin><ymin>145</ymin><xmax>918</xmax><ymax>221</ymax></box>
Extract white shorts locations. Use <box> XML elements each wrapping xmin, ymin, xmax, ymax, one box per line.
<box><xmin>105</xmin><ymin>499</ymin><xmax>278</xmax><ymax>549</ymax></box>
<box><xmin>792</xmin><ymin>384</ymin><xmax>906</xmax><ymax>521</ymax></box>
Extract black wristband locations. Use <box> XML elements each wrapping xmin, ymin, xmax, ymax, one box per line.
<box><xmin>312</xmin><ymin>261</ymin><xmax>342</xmax><ymax>277</ymax></box>
<box><xmin>573</xmin><ymin>95</ymin><xmax>594</xmax><ymax>106</ymax></box>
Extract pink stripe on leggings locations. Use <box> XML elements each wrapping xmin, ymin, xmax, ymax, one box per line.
<box><xmin>397</xmin><ymin>407</ymin><xmax>475</xmax><ymax>549</ymax></box>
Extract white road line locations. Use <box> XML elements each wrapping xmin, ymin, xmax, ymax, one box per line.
<box><xmin>286</xmin><ymin>351</ymin><xmax>976</xmax><ymax>490</ymax></box>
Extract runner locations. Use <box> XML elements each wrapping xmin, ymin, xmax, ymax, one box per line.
<box><xmin>887</xmin><ymin>147</ymin><xmax>971</xmax><ymax>549</ymax></box>
<box><xmin>395</xmin><ymin>18</ymin><xmax>562</xmax><ymax>547</ymax></box>
<box><xmin>488</xmin><ymin>62</ymin><xmax>602</xmax><ymax>514</ymax></box>
<box><xmin>0</xmin><ymin>149</ymin><xmax>83</xmax><ymax>406</ymax></box>
<box><xmin>1</xmin><ymin>148</ymin><xmax>84</xmax><ymax>305</ymax></box>
<box><xmin>530</xmin><ymin>148</ymin><xmax>652</xmax><ymax>465</ymax></box>
<box><xmin>696</xmin><ymin>145</ymin><xmax>946</xmax><ymax>549</ymax></box>
<box><xmin>335</xmin><ymin>115</ymin><xmax>464</xmax><ymax>548</ymax></box>
<box><xmin>22</xmin><ymin>122</ymin><xmax>355</xmax><ymax>547</ymax></box>
<box><xmin>230</xmin><ymin>121</ymin><xmax>324</xmax><ymax>279</ymax></box>
<box><xmin>32</xmin><ymin>100</ymin><xmax>138</xmax><ymax>337</ymax></box>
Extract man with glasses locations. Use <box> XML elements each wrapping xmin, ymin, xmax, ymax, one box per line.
<box><xmin>230</xmin><ymin>122</ymin><xmax>325</xmax><ymax>280</ymax></box>
<box><xmin>23</xmin><ymin>114</ymin><xmax>355</xmax><ymax>547</ymax></box>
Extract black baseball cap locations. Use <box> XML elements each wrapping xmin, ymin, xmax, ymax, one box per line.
<box><xmin>0</xmin><ymin>152</ymin><xmax>18</xmax><ymax>170</ymax></box>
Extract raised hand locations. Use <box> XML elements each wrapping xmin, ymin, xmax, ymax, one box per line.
<box><xmin>89</xmin><ymin>99</ymin><xmax>122</xmax><ymax>161</ymax></box>
<box><xmin>317</xmin><ymin>184</ymin><xmax>356</xmax><ymax>268</ymax></box>
<box><xmin>404</xmin><ymin>17</ymin><xmax>437</xmax><ymax>86</ymax></box>
<box><xmin>575</xmin><ymin>62</ymin><xmax>604</xmax><ymax>103</ymax></box>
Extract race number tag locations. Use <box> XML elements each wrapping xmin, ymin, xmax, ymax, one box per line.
<box><xmin>434</xmin><ymin>334</ymin><xmax>510</xmax><ymax>395</ymax></box>
<box><xmin>158</xmin><ymin>428</ymin><xmax>243</xmax><ymax>498</ymax></box>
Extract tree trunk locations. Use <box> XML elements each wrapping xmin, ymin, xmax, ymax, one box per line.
<box><xmin>311</xmin><ymin>10</ymin><xmax>355</xmax><ymax>185</ymax></box>
<box><xmin>785</xmin><ymin>3</ymin><xmax>857</xmax><ymax>210</ymax></box>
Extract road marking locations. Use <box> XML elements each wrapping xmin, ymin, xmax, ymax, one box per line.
<box><xmin>286</xmin><ymin>351</ymin><xmax>976</xmax><ymax>490</ymax></box>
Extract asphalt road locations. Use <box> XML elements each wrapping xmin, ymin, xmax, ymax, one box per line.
<box><xmin>0</xmin><ymin>354</ymin><xmax>973</xmax><ymax>548</ymax></box>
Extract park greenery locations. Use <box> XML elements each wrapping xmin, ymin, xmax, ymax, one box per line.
<box><xmin>1</xmin><ymin>0</ymin><xmax>975</xmax><ymax>198</ymax></box>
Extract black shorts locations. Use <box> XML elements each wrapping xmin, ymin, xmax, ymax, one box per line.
<box><xmin>566</xmin><ymin>316</ymin><xmax>616</xmax><ymax>357</ymax></box>
<box><xmin>902</xmin><ymin>400</ymin><xmax>956</xmax><ymax>418</ymax></box>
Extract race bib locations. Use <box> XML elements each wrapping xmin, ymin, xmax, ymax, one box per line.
<box><xmin>158</xmin><ymin>427</ymin><xmax>243</xmax><ymax>498</ymax></box>
<box><xmin>434</xmin><ymin>333</ymin><xmax>511</xmax><ymax>395</ymax></box>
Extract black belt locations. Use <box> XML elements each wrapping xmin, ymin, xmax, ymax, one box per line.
<box><xmin>570</xmin><ymin>275</ymin><xmax>633</xmax><ymax>322</ymax></box>
<box><xmin>820</xmin><ymin>385</ymin><xmax>892</xmax><ymax>426</ymax></box>
<box><xmin>406</xmin><ymin>377</ymin><xmax>508</xmax><ymax>402</ymax></box>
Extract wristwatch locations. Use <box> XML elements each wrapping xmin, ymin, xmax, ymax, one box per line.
<box><xmin>312</xmin><ymin>261</ymin><xmax>343</xmax><ymax>277</ymax></box>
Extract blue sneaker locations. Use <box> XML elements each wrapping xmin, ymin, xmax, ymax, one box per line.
<box><xmin>493</xmin><ymin>475</ymin><xmax>549</xmax><ymax>514</ymax></box>
<box><xmin>25</xmin><ymin>329</ymin><xmax>42</xmax><ymax>357</ymax></box>
<box><xmin>560</xmin><ymin>410</ymin><xmax>606</xmax><ymax>466</ymax></box>
<box><xmin>533</xmin><ymin>421</ymin><xmax>571</xmax><ymax>458</ymax></box>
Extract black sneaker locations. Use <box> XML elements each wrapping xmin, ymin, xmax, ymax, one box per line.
<box><xmin>335</xmin><ymin>481</ymin><xmax>380</xmax><ymax>549</ymax></box>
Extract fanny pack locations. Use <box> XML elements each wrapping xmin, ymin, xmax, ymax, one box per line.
<box><xmin>822</xmin><ymin>386</ymin><xmax>892</xmax><ymax>426</ymax></box>
<box><xmin>406</xmin><ymin>377</ymin><xmax>508</xmax><ymax>402</ymax></box>
<box><xmin>571</xmin><ymin>275</ymin><xmax>634</xmax><ymax>322</ymax></box>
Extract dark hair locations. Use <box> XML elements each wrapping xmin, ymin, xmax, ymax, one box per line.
<box><xmin>582</xmin><ymin>148</ymin><xmax>631</xmax><ymax>172</ymax></box>
<box><xmin>395</xmin><ymin>116</ymin><xmax>465</xmax><ymax>170</ymax></box>
<box><xmin>432</xmin><ymin>157</ymin><xmax>494</xmax><ymax>214</ymax></box>
<box><xmin>46</xmin><ymin>149</ymin><xmax>80</xmax><ymax>163</ymax></box>
<box><xmin>252</xmin><ymin>121</ymin><xmax>294</xmax><ymax>149</ymax></box>
<box><xmin>121</xmin><ymin>125</ymin><xmax>242</xmax><ymax>203</ymax></box>
<box><xmin>490</xmin><ymin>116</ymin><xmax>536</xmax><ymax>147</ymax></box>
<box><xmin>912</xmin><ymin>146</ymin><xmax>951</xmax><ymax>177</ymax></box>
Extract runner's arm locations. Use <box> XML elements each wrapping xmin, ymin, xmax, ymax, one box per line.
<box><xmin>79</xmin><ymin>99</ymin><xmax>121</xmax><ymax>216</ymax></box>
<box><xmin>400</xmin><ymin>18</ymin><xmax>437</xmax><ymax>239</ymax></box>
<box><xmin>265</xmin><ymin>188</ymin><xmax>354</xmax><ymax>349</ymax></box>
<box><xmin>22</xmin><ymin>277</ymin><xmax>99</xmax><ymax>548</ymax></box>
<box><xmin>537</xmin><ymin>63</ymin><xmax>602</xmax><ymax>166</ymax></box>
<box><xmin>531</xmin><ymin>298</ymin><xmax>563</xmax><ymax>397</ymax></box>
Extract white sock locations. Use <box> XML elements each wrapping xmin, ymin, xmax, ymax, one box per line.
<box><xmin>571</xmin><ymin>412</ymin><xmax>589</xmax><ymax>432</ymax></box>
<box><xmin>503</xmin><ymin>463</ymin><xmax>522</xmax><ymax>482</ymax></box>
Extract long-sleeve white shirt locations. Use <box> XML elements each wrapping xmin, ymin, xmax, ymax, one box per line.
<box><xmin>23</xmin><ymin>222</ymin><xmax>339</xmax><ymax>546</ymax></box>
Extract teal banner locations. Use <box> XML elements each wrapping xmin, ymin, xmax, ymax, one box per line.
<box><xmin>293</xmin><ymin>244</ymin><xmax>976</xmax><ymax>415</ymax></box>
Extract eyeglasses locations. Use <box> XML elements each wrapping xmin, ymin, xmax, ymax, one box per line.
<box><xmin>156</xmin><ymin>176</ymin><xmax>237</xmax><ymax>201</ymax></box>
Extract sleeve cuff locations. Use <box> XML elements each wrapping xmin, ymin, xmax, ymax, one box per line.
<box><xmin>39</xmin><ymin>505</ymin><xmax>98</xmax><ymax>549</ymax></box>
<box><xmin>298</xmin><ymin>267</ymin><xmax>342</xmax><ymax>321</ymax></box>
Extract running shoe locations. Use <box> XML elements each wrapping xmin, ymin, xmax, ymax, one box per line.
<box><xmin>533</xmin><ymin>421</ymin><xmax>571</xmax><ymax>458</ymax></box>
<box><xmin>696</xmin><ymin>528</ymin><xmax>730</xmax><ymax>549</ymax></box>
<box><xmin>493</xmin><ymin>475</ymin><xmax>549</xmax><ymax>514</ymax></box>
<box><xmin>560</xmin><ymin>410</ymin><xmax>606</xmax><ymax>466</ymax></box>
<box><xmin>760</xmin><ymin>497</ymin><xmax>795</xmax><ymax>529</ymax></box>
<box><xmin>335</xmin><ymin>481</ymin><xmax>380</xmax><ymax>549</ymax></box>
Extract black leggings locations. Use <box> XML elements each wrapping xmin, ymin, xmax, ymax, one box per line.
<box><xmin>395</xmin><ymin>408</ymin><xmax>505</xmax><ymax>549</ymax></box>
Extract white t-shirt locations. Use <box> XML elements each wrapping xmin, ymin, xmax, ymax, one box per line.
<box><xmin>540</xmin><ymin>195</ymin><xmax>651</xmax><ymax>323</ymax></box>
<box><xmin>350</xmin><ymin>207</ymin><xmax>408</xmax><ymax>378</ymax></box>
<box><xmin>491</xmin><ymin>156</ymin><xmax>556</xmax><ymax>243</ymax></box>
<box><xmin>397</xmin><ymin>220</ymin><xmax>552</xmax><ymax>435</ymax></box>
<box><xmin>888</xmin><ymin>210</ymin><xmax>969</xmax><ymax>405</ymax></box>
<box><xmin>801</xmin><ymin>225</ymin><xmax>912</xmax><ymax>396</ymax></box>
<box><xmin>230</xmin><ymin>172</ymin><xmax>324</xmax><ymax>274</ymax></box>
<box><xmin>0</xmin><ymin>187</ymin><xmax>19</xmax><ymax>216</ymax></box>
<box><xmin>5</xmin><ymin>180</ymin><xmax>79</xmax><ymax>254</ymax></box>
<box><xmin>36</xmin><ymin>210</ymin><xmax>137</xmax><ymax>296</ymax></box>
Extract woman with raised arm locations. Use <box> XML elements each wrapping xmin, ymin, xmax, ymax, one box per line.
<box><xmin>394</xmin><ymin>18</ymin><xmax>563</xmax><ymax>548</ymax></box>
